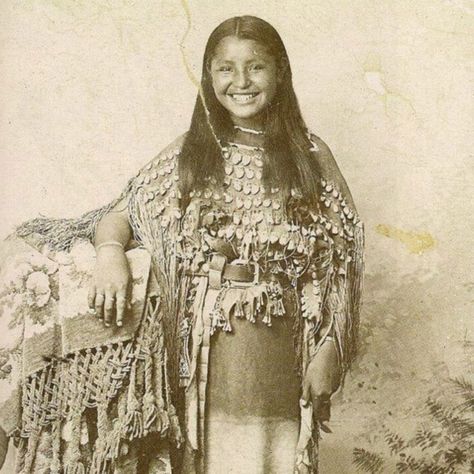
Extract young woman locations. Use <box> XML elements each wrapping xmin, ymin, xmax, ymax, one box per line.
<box><xmin>3</xmin><ymin>15</ymin><xmax>363</xmax><ymax>474</ymax></box>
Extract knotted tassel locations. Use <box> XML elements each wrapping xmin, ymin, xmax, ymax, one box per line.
<box><xmin>210</xmin><ymin>287</ymin><xmax>231</xmax><ymax>334</ymax></box>
<box><xmin>262</xmin><ymin>311</ymin><xmax>272</xmax><ymax>327</ymax></box>
<box><xmin>50</xmin><ymin>420</ymin><xmax>62</xmax><ymax>473</ymax></box>
<box><xmin>152</xmin><ymin>349</ymin><xmax>167</xmax><ymax>435</ymax></box>
<box><xmin>64</xmin><ymin>461</ymin><xmax>86</xmax><ymax>474</ymax></box>
<box><xmin>274</xmin><ymin>298</ymin><xmax>285</xmax><ymax>317</ymax></box>
<box><xmin>246</xmin><ymin>306</ymin><xmax>256</xmax><ymax>323</ymax></box>
<box><xmin>234</xmin><ymin>299</ymin><xmax>245</xmax><ymax>318</ymax></box>
<box><xmin>209</xmin><ymin>308</ymin><xmax>223</xmax><ymax>335</ymax></box>
<box><xmin>91</xmin><ymin>400</ymin><xmax>111</xmax><ymax>474</ymax></box>
<box><xmin>106</xmin><ymin>420</ymin><xmax>122</xmax><ymax>466</ymax></box>
<box><xmin>124</xmin><ymin>362</ymin><xmax>144</xmax><ymax>440</ymax></box>
<box><xmin>142</xmin><ymin>348</ymin><xmax>158</xmax><ymax>435</ymax></box>
<box><xmin>222</xmin><ymin>320</ymin><xmax>232</xmax><ymax>332</ymax></box>
<box><xmin>62</xmin><ymin>402</ymin><xmax>86</xmax><ymax>474</ymax></box>
<box><xmin>267</xmin><ymin>278</ymin><xmax>285</xmax><ymax>318</ymax></box>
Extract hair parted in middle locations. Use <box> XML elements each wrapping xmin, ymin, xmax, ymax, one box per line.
<box><xmin>178</xmin><ymin>15</ymin><xmax>322</xmax><ymax>205</ymax></box>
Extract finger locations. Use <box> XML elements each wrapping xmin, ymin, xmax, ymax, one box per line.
<box><xmin>88</xmin><ymin>286</ymin><xmax>97</xmax><ymax>313</ymax></box>
<box><xmin>115</xmin><ymin>293</ymin><xmax>127</xmax><ymax>327</ymax></box>
<box><xmin>95</xmin><ymin>293</ymin><xmax>105</xmax><ymax>320</ymax></box>
<box><xmin>103</xmin><ymin>292</ymin><xmax>115</xmax><ymax>327</ymax></box>
<box><xmin>301</xmin><ymin>381</ymin><xmax>311</xmax><ymax>407</ymax></box>
<box><xmin>126</xmin><ymin>282</ymin><xmax>132</xmax><ymax>310</ymax></box>
<box><xmin>125</xmin><ymin>277</ymin><xmax>133</xmax><ymax>313</ymax></box>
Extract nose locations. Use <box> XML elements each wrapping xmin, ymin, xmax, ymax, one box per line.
<box><xmin>232</xmin><ymin>68</ymin><xmax>251</xmax><ymax>89</ymax></box>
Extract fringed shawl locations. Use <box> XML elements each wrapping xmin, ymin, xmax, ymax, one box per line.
<box><xmin>3</xmin><ymin>132</ymin><xmax>363</xmax><ymax>473</ymax></box>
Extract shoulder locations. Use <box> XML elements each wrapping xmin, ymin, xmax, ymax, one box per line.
<box><xmin>307</xmin><ymin>131</ymin><xmax>341</xmax><ymax>181</ymax></box>
<box><xmin>158</xmin><ymin>132</ymin><xmax>187</xmax><ymax>158</ymax></box>
<box><xmin>127</xmin><ymin>133</ymin><xmax>188</xmax><ymax>204</ymax></box>
<box><xmin>307</xmin><ymin>132</ymin><xmax>335</xmax><ymax>163</ymax></box>
<box><xmin>134</xmin><ymin>133</ymin><xmax>187</xmax><ymax>180</ymax></box>
<box><xmin>307</xmin><ymin>131</ymin><xmax>357</xmax><ymax>211</ymax></box>
<box><xmin>150</xmin><ymin>132</ymin><xmax>187</xmax><ymax>166</ymax></box>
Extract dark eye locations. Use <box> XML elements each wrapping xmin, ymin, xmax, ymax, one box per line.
<box><xmin>218</xmin><ymin>66</ymin><xmax>232</xmax><ymax>72</ymax></box>
<box><xmin>250</xmin><ymin>64</ymin><xmax>265</xmax><ymax>71</ymax></box>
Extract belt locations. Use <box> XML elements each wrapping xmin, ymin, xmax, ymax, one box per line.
<box><xmin>186</xmin><ymin>255</ymin><xmax>292</xmax><ymax>290</ymax></box>
<box><xmin>208</xmin><ymin>255</ymin><xmax>258</xmax><ymax>289</ymax></box>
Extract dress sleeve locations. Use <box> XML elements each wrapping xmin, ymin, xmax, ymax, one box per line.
<box><xmin>126</xmin><ymin>134</ymin><xmax>185</xmax><ymax>250</ymax></box>
<box><xmin>301</xmin><ymin>133</ymin><xmax>364</xmax><ymax>377</ymax></box>
<box><xmin>14</xmin><ymin>134</ymin><xmax>186</xmax><ymax>253</ymax></box>
<box><xmin>310</xmin><ymin>133</ymin><xmax>357</xmax><ymax>211</ymax></box>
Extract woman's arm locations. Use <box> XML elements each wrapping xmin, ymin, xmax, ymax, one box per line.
<box><xmin>301</xmin><ymin>134</ymin><xmax>362</xmax><ymax>423</ymax></box>
<box><xmin>301</xmin><ymin>339</ymin><xmax>342</xmax><ymax>424</ymax></box>
<box><xmin>88</xmin><ymin>199</ymin><xmax>133</xmax><ymax>327</ymax></box>
<box><xmin>94</xmin><ymin>198</ymin><xmax>132</xmax><ymax>248</ymax></box>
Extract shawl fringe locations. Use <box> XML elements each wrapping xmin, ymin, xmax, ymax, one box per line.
<box><xmin>16</xmin><ymin>296</ymin><xmax>182</xmax><ymax>473</ymax></box>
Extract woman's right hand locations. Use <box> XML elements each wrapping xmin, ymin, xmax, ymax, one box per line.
<box><xmin>88</xmin><ymin>246</ymin><xmax>131</xmax><ymax>327</ymax></box>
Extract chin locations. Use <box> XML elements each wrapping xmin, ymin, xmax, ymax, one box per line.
<box><xmin>226</xmin><ymin>104</ymin><xmax>267</xmax><ymax>123</ymax></box>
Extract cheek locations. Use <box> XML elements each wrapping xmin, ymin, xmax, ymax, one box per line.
<box><xmin>258</xmin><ymin>69</ymin><xmax>279</xmax><ymax>98</ymax></box>
<box><xmin>211</xmin><ymin>75</ymin><xmax>228</xmax><ymax>96</ymax></box>
<box><xmin>261</xmin><ymin>77</ymin><xmax>278</xmax><ymax>101</ymax></box>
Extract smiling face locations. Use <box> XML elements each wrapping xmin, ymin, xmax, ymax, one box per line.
<box><xmin>209</xmin><ymin>36</ymin><xmax>279</xmax><ymax>129</ymax></box>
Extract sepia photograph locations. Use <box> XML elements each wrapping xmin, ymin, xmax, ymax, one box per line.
<box><xmin>0</xmin><ymin>1</ymin><xmax>472</xmax><ymax>473</ymax></box>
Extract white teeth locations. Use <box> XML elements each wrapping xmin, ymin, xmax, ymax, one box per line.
<box><xmin>230</xmin><ymin>93</ymin><xmax>258</xmax><ymax>103</ymax></box>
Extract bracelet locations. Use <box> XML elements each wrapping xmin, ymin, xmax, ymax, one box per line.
<box><xmin>96</xmin><ymin>241</ymin><xmax>124</xmax><ymax>251</ymax></box>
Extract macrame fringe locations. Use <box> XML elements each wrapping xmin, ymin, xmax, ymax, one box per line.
<box><xmin>13</xmin><ymin>182</ymin><xmax>133</xmax><ymax>252</ymax></box>
<box><xmin>128</xmin><ymin>185</ymin><xmax>188</xmax><ymax>400</ymax></box>
<box><xmin>64</xmin><ymin>461</ymin><xmax>86</xmax><ymax>474</ymax></box>
<box><xmin>335</xmin><ymin>224</ymin><xmax>364</xmax><ymax>375</ymax></box>
<box><xmin>15</xmin><ymin>295</ymin><xmax>182</xmax><ymax>473</ymax></box>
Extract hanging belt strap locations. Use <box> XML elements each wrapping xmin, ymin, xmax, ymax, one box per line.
<box><xmin>208</xmin><ymin>254</ymin><xmax>227</xmax><ymax>289</ymax></box>
<box><xmin>184</xmin><ymin>276</ymin><xmax>220</xmax><ymax>453</ymax></box>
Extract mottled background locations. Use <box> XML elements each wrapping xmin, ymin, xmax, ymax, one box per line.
<box><xmin>0</xmin><ymin>1</ymin><xmax>472</xmax><ymax>472</ymax></box>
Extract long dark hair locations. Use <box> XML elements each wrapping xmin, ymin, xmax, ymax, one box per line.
<box><xmin>179</xmin><ymin>15</ymin><xmax>321</xmax><ymax>205</ymax></box>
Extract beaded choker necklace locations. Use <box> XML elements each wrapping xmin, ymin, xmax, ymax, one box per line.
<box><xmin>233</xmin><ymin>125</ymin><xmax>265</xmax><ymax>136</ymax></box>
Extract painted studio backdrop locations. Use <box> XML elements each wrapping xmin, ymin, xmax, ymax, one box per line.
<box><xmin>0</xmin><ymin>1</ymin><xmax>472</xmax><ymax>472</ymax></box>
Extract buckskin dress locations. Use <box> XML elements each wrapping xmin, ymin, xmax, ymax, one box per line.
<box><xmin>1</xmin><ymin>132</ymin><xmax>363</xmax><ymax>473</ymax></box>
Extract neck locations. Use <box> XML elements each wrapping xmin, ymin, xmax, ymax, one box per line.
<box><xmin>233</xmin><ymin>124</ymin><xmax>264</xmax><ymax>135</ymax></box>
<box><xmin>231</xmin><ymin>126</ymin><xmax>265</xmax><ymax>148</ymax></box>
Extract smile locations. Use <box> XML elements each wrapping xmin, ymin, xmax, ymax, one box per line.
<box><xmin>227</xmin><ymin>93</ymin><xmax>260</xmax><ymax>103</ymax></box>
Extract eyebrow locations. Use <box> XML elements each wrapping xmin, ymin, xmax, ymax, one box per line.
<box><xmin>212</xmin><ymin>58</ymin><xmax>269</xmax><ymax>65</ymax></box>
